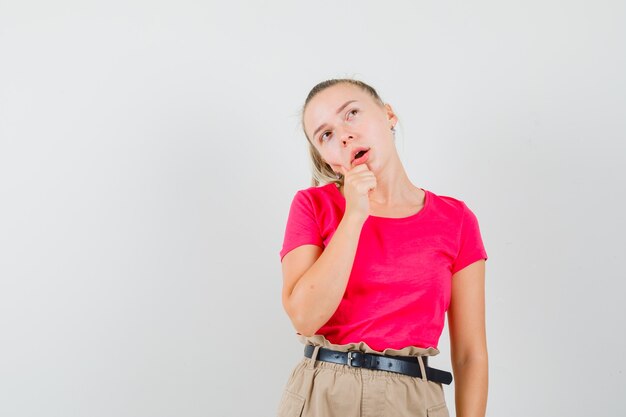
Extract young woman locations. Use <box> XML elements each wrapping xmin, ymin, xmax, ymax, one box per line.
<box><xmin>278</xmin><ymin>79</ymin><xmax>488</xmax><ymax>417</ymax></box>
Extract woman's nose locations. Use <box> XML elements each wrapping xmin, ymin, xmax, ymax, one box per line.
<box><xmin>341</xmin><ymin>133</ymin><xmax>354</xmax><ymax>146</ymax></box>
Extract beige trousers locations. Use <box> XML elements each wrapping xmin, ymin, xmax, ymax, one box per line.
<box><xmin>277</xmin><ymin>335</ymin><xmax>450</xmax><ymax>417</ymax></box>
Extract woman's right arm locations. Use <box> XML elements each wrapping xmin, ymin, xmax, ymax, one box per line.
<box><xmin>281</xmin><ymin>164</ymin><xmax>376</xmax><ymax>336</ymax></box>
<box><xmin>281</xmin><ymin>214</ymin><xmax>365</xmax><ymax>336</ymax></box>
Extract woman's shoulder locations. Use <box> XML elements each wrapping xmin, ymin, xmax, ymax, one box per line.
<box><xmin>292</xmin><ymin>183</ymin><xmax>340</xmax><ymax>200</ymax></box>
<box><xmin>287</xmin><ymin>183</ymin><xmax>342</xmax><ymax>212</ymax></box>
<box><xmin>426</xmin><ymin>188</ymin><xmax>472</xmax><ymax>218</ymax></box>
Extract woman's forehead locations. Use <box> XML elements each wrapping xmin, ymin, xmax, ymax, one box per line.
<box><xmin>304</xmin><ymin>84</ymin><xmax>372</xmax><ymax>131</ymax></box>
<box><xmin>307</xmin><ymin>84</ymin><xmax>370</xmax><ymax>110</ymax></box>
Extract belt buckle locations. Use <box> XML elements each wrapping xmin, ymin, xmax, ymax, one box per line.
<box><xmin>347</xmin><ymin>351</ymin><xmax>361</xmax><ymax>367</ymax></box>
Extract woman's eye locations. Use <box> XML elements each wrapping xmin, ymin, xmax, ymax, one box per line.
<box><xmin>347</xmin><ymin>109</ymin><xmax>358</xmax><ymax>119</ymax></box>
<box><xmin>320</xmin><ymin>131</ymin><xmax>331</xmax><ymax>142</ymax></box>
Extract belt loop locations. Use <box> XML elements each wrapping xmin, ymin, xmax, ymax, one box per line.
<box><xmin>306</xmin><ymin>345</ymin><xmax>321</xmax><ymax>369</ymax></box>
<box><xmin>416</xmin><ymin>356</ymin><xmax>427</xmax><ymax>382</ymax></box>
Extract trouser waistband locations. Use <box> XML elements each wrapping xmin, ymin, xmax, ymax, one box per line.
<box><xmin>304</xmin><ymin>345</ymin><xmax>453</xmax><ymax>385</ymax></box>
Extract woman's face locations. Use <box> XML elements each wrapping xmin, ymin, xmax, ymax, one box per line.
<box><xmin>303</xmin><ymin>83</ymin><xmax>397</xmax><ymax>175</ymax></box>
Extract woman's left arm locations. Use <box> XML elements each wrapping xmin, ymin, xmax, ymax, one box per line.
<box><xmin>447</xmin><ymin>259</ymin><xmax>488</xmax><ymax>417</ymax></box>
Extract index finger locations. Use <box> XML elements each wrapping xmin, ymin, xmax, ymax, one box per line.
<box><xmin>350</xmin><ymin>163</ymin><xmax>370</xmax><ymax>172</ymax></box>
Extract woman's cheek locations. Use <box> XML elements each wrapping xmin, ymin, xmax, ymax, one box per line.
<box><xmin>326</xmin><ymin>152</ymin><xmax>342</xmax><ymax>167</ymax></box>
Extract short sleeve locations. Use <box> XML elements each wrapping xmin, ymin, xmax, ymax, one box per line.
<box><xmin>451</xmin><ymin>202</ymin><xmax>488</xmax><ymax>275</ymax></box>
<box><xmin>279</xmin><ymin>191</ymin><xmax>324</xmax><ymax>262</ymax></box>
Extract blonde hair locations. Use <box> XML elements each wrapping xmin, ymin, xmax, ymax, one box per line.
<box><xmin>301</xmin><ymin>79</ymin><xmax>385</xmax><ymax>187</ymax></box>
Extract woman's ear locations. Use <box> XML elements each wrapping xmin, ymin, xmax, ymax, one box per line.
<box><xmin>383</xmin><ymin>103</ymin><xmax>398</xmax><ymax>128</ymax></box>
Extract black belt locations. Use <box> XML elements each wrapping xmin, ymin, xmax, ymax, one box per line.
<box><xmin>304</xmin><ymin>345</ymin><xmax>453</xmax><ymax>385</ymax></box>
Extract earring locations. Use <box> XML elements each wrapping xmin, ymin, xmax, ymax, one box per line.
<box><xmin>391</xmin><ymin>125</ymin><xmax>396</xmax><ymax>134</ymax></box>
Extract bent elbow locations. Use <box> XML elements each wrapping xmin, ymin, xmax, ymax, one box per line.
<box><xmin>292</xmin><ymin>315</ymin><xmax>321</xmax><ymax>338</ymax></box>
<box><xmin>283</xmin><ymin>296</ymin><xmax>326</xmax><ymax>337</ymax></box>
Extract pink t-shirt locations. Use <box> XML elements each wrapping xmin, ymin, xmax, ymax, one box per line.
<box><xmin>279</xmin><ymin>183</ymin><xmax>488</xmax><ymax>351</ymax></box>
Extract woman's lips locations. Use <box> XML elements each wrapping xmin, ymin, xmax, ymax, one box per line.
<box><xmin>351</xmin><ymin>149</ymin><xmax>370</xmax><ymax>167</ymax></box>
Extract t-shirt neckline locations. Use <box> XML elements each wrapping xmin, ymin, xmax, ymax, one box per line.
<box><xmin>327</xmin><ymin>183</ymin><xmax>430</xmax><ymax>222</ymax></box>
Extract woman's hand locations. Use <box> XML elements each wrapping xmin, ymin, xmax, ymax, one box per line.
<box><xmin>339</xmin><ymin>164</ymin><xmax>377</xmax><ymax>223</ymax></box>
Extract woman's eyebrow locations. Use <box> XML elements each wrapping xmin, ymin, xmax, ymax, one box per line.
<box><xmin>312</xmin><ymin>100</ymin><xmax>358</xmax><ymax>138</ymax></box>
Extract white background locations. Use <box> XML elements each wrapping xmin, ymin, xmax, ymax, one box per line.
<box><xmin>1</xmin><ymin>1</ymin><xmax>625</xmax><ymax>416</ymax></box>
